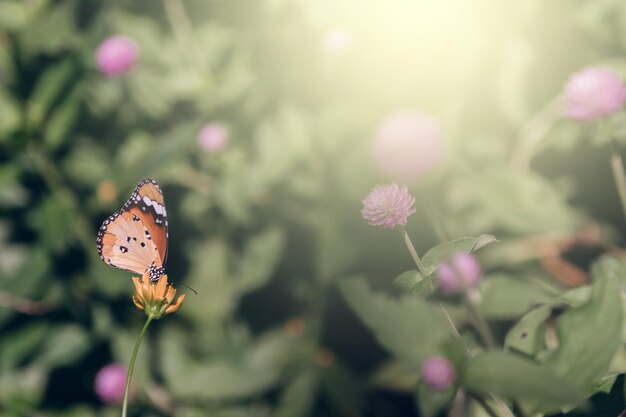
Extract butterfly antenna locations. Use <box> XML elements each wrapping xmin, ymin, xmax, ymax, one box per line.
<box><xmin>180</xmin><ymin>283</ymin><xmax>198</xmax><ymax>295</ymax></box>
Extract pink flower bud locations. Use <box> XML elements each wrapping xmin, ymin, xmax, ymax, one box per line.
<box><xmin>197</xmin><ymin>122</ymin><xmax>228</xmax><ymax>153</ymax></box>
<box><xmin>95</xmin><ymin>36</ymin><xmax>139</xmax><ymax>76</ymax></box>
<box><xmin>564</xmin><ymin>66</ymin><xmax>626</xmax><ymax>121</ymax></box>
<box><xmin>437</xmin><ymin>253</ymin><xmax>482</xmax><ymax>295</ymax></box>
<box><xmin>94</xmin><ymin>363</ymin><xmax>130</xmax><ymax>404</ymax></box>
<box><xmin>361</xmin><ymin>183</ymin><xmax>416</xmax><ymax>228</ymax></box>
<box><xmin>372</xmin><ymin>111</ymin><xmax>443</xmax><ymax>183</ymax></box>
<box><xmin>422</xmin><ymin>356</ymin><xmax>456</xmax><ymax>390</ymax></box>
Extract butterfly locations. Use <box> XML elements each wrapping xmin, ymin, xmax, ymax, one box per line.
<box><xmin>97</xmin><ymin>179</ymin><xmax>169</xmax><ymax>281</ymax></box>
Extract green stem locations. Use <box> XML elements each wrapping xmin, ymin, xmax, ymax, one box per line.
<box><xmin>610</xmin><ymin>149</ymin><xmax>626</xmax><ymax>225</ymax></box>
<box><xmin>485</xmin><ymin>396</ymin><xmax>517</xmax><ymax>417</ymax></box>
<box><xmin>472</xmin><ymin>395</ymin><xmax>502</xmax><ymax>417</ymax></box>
<box><xmin>400</xmin><ymin>227</ymin><xmax>471</xmax><ymax>356</ymax></box>
<box><xmin>122</xmin><ymin>315</ymin><xmax>154</xmax><ymax>417</ymax></box>
<box><xmin>400</xmin><ymin>226</ymin><xmax>427</xmax><ymax>277</ymax></box>
<box><xmin>437</xmin><ymin>302</ymin><xmax>471</xmax><ymax>357</ymax></box>
<box><xmin>401</xmin><ymin>227</ymin><xmax>514</xmax><ymax>417</ymax></box>
<box><xmin>464</xmin><ymin>292</ymin><xmax>497</xmax><ymax>350</ymax></box>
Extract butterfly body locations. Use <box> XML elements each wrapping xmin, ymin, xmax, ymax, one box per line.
<box><xmin>97</xmin><ymin>179</ymin><xmax>169</xmax><ymax>281</ymax></box>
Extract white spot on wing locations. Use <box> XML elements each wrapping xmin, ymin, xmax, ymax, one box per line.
<box><xmin>142</xmin><ymin>195</ymin><xmax>164</xmax><ymax>215</ymax></box>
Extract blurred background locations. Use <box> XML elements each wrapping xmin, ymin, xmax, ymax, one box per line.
<box><xmin>2</xmin><ymin>0</ymin><xmax>626</xmax><ymax>415</ymax></box>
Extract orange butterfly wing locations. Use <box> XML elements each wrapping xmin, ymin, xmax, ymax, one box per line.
<box><xmin>97</xmin><ymin>179</ymin><xmax>169</xmax><ymax>280</ymax></box>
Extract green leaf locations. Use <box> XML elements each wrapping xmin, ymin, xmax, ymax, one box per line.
<box><xmin>0</xmin><ymin>249</ymin><xmax>50</xmax><ymax>327</ymax></box>
<box><xmin>44</xmin><ymin>83</ymin><xmax>82</xmax><ymax>149</ymax></box>
<box><xmin>27</xmin><ymin>60</ymin><xmax>75</xmax><ymax>127</ymax></box>
<box><xmin>183</xmin><ymin>238</ymin><xmax>236</xmax><ymax>325</ymax></box>
<box><xmin>421</xmin><ymin>234</ymin><xmax>497</xmax><ymax>276</ymax></box>
<box><xmin>18</xmin><ymin>0</ymin><xmax>79</xmax><ymax>55</ymax></box>
<box><xmin>45</xmin><ymin>407</ymin><xmax>97</xmax><ymax>417</ymax></box>
<box><xmin>64</xmin><ymin>143</ymin><xmax>111</xmax><ymax>187</ymax></box>
<box><xmin>194</xmin><ymin>362</ymin><xmax>278</xmax><ymax>400</ymax></box>
<box><xmin>0</xmin><ymin>165</ymin><xmax>28</xmax><ymax>208</ymax></box>
<box><xmin>462</xmin><ymin>352</ymin><xmax>583</xmax><ymax>413</ymax></box>
<box><xmin>0</xmin><ymin>0</ymin><xmax>46</xmax><ymax>30</ymax></box>
<box><xmin>370</xmin><ymin>360</ymin><xmax>420</xmax><ymax>392</ymax></box>
<box><xmin>275</xmin><ymin>371</ymin><xmax>319</xmax><ymax>417</ymax></box>
<box><xmin>416</xmin><ymin>382</ymin><xmax>456</xmax><ymax>417</ymax></box>
<box><xmin>479</xmin><ymin>274</ymin><xmax>556</xmax><ymax>319</ymax></box>
<box><xmin>339</xmin><ymin>277</ymin><xmax>449</xmax><ymax>366</ymax></box>
<box><xmin>3</xmin><ymin>248</ymin><xmax>49</xmax><ymax>290</ymax></box>
<box><xmin>0</xmin><ymin>367</ymin><xmax>47</xmax><ymax>407</ymax></box>
<box><xmin>90</xmin><ymin>259</ymin><xmax>133</xmax><ymax>297</ymax></box>
<box><xmin>320</xmin><ymin>365</ymin><xmax>362</xmax><ymax>417</ymax></box>
<box><xmin>28</xmin><ymin>196</ymin><xmax>75</xmax><ymax>253</ymax></box>
<box><xmin>542</xmin><ymin>255</ymin><xmax>623</xmax><ymax>394</ymax></box>
<box><xmin>163</xmin><ymin>330</ymin><xmax>294</xmax><ymax>400</ymax></box>
<box><xmin>504</xmin><ymin>305</ymin><xmax>551</xmax><ymax>356</ymax></box>
<box><xmin>0</xmin><ymin>89</ymin><xmax>21</xmax><ymax>138</ymax></box>
<box><xmin>35</xmin><ymin>325</ymin><xmax>90</xmax><ymax>368</ymax></box>
<box><xmin>589</xmin><ymin>254</ymin><xmax>626</xmax><ymax>290</ymax></box>
<box><xmin>236</xmin><ymin>227</ymin><xmax>284</xmax><ymax>293</ymax></box>
<box><xmin>0</xmin><ymin>323</ymin><xmax>48</xmax><ymax>371</ymax></box>
<box><xmin>395</xmin><ymin>235</ymin><xmax>498</xmax><ymax>294</ymax></box>
<box><xmin>393</xmin><ymin>270</ymin><xmax>434</xmax><ymax>295</ymax></box>
<box><xmin>594</xmin><ymin>374</ymin><xmax>618</xmax><ymax>394</ymax></box>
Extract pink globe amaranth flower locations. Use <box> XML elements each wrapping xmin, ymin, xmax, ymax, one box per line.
<box><xmin>95</xmin><ymin>363</ymin><xmax>130</xmax><ymax>404</ymax></box>
<box><xmin>422</xmin><ymin>356</ymin><xmax>456</xmax><ymax>390</ymax></box>
<box><xmin>564</xmin><ymin>66</ymin><xmax>626</xmax><ymax>121</ymax></box>
<box><xmin>372</xmin><ymin>111</ymin><xmax>444</xmax><ymax>183</ymax></box>
<box><xmin>197</xmin><ymin>122</ymin><xmax>228</xmax><ymax>153</ymax></box>
<box><xmin>437</xmin><ymin>253</ymin><xmax>482</xmax><ymax>295</ymax></box>
<box><xmin>361</xmin><ymin>183</ymin><xmax>416</xmax><ymax>228</ymax></box>
<box><xmin>95</xmin><ymin>35</ymin><xmax>139</xmax><ymax>76</ymax></box>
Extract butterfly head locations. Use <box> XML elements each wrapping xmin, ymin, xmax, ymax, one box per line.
<box><xmin>147</xmin><ymin>264</ymin><xmax>166</xmax><ymax>282</ymax></box>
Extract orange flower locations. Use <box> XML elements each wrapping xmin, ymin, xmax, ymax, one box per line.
<box><xmin>131</xmin><ymin>273</ymin><xmax>185</xmax><ymax>319</ymax></box>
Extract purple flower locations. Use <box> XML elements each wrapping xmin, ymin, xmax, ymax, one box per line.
<box><xmin>95</xmin><ymin>363</ymin><xmax>129</xmax><ymax>404</ymax></box>
<box><xmin>422</xmin><ymin>356</ymin><xmax>456</xmax><ymax>390</ymax></box>
<box><xmin>372</xmin><ymin>111</ymin><xmax>443</xmax><ymax>183</ymax></box>
<box><xmin>361</xmin><ymin>183</ymin><xmax>416</xmax><ymax>228</ymax></box>
<box><xmin>564</xmin><ymin>66</ymin><xmax>626</xmax><ymax>121</ymax></box>
<box><xmin>437</xmin><ymin>253</ymin><xmax>482</xmax><ymax>295</ymax></box>
<box><xmin>197</xmin><ymin>122</ymin><xmax>228</xmax><ymax>153</ymax></box>
<box><xmin>95</xmin><ymin>36</ymin><xmax>139</xmax><ymax>76</ymax></box>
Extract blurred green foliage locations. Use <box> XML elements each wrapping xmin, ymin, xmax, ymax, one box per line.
<box><xmin>3</xmin><ymin>0</ymin><xmax>626</xmax><ymax>416</ymax></box>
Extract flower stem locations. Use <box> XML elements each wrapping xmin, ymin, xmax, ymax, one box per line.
<box><xmin>400</xmin><ymin>228</ymin><xmax>514</xmax><ymax>417</ymax></box>
<box><xmin>464</xmin><ymin>292</ymin><xmax>497</xmax><ymax>350</ymax></box>
<box><xmin>436</xmin><ymin>302</ymin><xmax>471</xmax><ymax>357</ymax></box>
<box><xmin>122</xmin><ymin>315</ymin><xmax>154</xmax><ymax>417</ymax></box>
<box><xmin>400</xmin><ymin>226</ymin><xmax>427</xmax><ymax>277</ymax></box>
<box><xmin>401</xmin><ymin>227</ymin><xmax>472</xmax><ymax>356</ymax></box>
<box><xmin>610</xmin><ymin>148</ymin><xmax>626</xmax><ymax>225</ymax></box>
<box><xmin>472</xmin><ymin>396</ymin><xmax>504</xmax><ymax>417</ymax></box>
